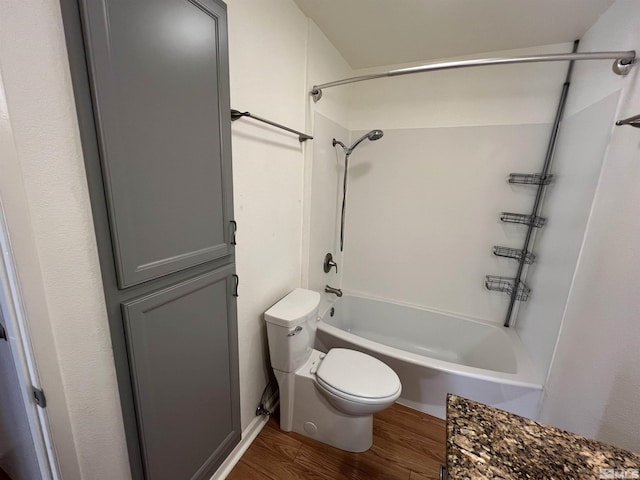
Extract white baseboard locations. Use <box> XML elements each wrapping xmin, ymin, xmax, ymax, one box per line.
<box><xmin>210</xmin><ymin>397</ymin><xmax>278</xmax><ymax>480</ymax></box>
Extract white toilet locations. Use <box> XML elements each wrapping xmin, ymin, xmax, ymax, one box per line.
<box><xmin>265</xmin><ymin>288</ymin><xmax>401</xmax><ymax>452</ymax></box>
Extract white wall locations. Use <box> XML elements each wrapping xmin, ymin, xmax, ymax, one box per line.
<box><xmin>305</xmin><ymin>21</ymin><xmax>353</xmax><ymax>129</ymax></box>
<box><xmin>226</xmin><ymin>0</ymin><xmax>309</xmax><ymax>432</ymax></box>
<box><xmin>0</xmin><ymin>2</ymin><xmax>130</xmax><ymax>479</ymax></box>
<box><xmin>0</xmin><ymin>69</ymin><xmax>82</xmax><ymax>480</ymax></box>
<box><xmin>540</xmin><ymin>0</ymin><xmax>640</xmax><ymax>452</ymax></box>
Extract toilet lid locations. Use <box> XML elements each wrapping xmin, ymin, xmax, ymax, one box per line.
<box><xmin>316</xmin><ymin>348</ymin><xmax>401</xmax><ymax>400</ymax></box>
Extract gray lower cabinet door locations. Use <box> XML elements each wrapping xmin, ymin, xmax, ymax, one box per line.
<box><xmin>80</xmin><ymin>0</ymin><xmax>234</xmax><ymax>288</ymax></box>
<box><xmin>122</xmin><ymin>266</ymin><xmax>239</xmax><ymax>480</ymax></box>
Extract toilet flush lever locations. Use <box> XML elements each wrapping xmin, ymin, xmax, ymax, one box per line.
<box><xmin>288</xmin><ymin>326</ymin><xmax>303</xmax><ymax>337</ymax></box>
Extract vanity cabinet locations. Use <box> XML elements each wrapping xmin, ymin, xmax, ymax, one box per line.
<box><xmin>61</xmin><ymin>0</ymin><xmax>240</xmax><ymax>478</ymax></box>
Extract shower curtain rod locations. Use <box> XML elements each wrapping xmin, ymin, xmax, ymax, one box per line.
<box><xmin>310</xmin><ymin>50</ymin><xmax>636</xmax><ymax>102</ymax></box>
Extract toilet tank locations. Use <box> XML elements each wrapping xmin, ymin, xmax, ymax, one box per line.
<box><xmin>264</xmin><ymin>288</ymin><xmax>320</xmax><ymax>373</ymax></box>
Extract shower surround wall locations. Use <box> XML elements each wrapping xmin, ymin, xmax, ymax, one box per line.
<box><xmin>303</xmin><ymin>23</ymin><xmax>353</xmax><ymax>305</ymax></box>
<box><xmin>341</xmin><ymin>124</ymin><xmax>551</xmax><ymax>322</ymax></box>
<box><xmin>515</xmin><ymin>93</ymin><xmax>620</xmax><ymax>376</ymax></box>
<box><xmin>306</xmin><ymin>41</ymin><xmax>624</xmax><ymax>382</ymax></box>
<box><xmin>306</xmin><ymin>113</ymin><xmax>348</xmax><ymax>298</ymax></box>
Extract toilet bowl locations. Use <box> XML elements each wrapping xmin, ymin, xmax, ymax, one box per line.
<box><xmin>265</xmin><ymin>288</ymin><xmax>401</xmax><ymax>452</ymax></box>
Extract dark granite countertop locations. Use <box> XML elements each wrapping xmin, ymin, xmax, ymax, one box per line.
<box><xmin>446</xmin><ymin>394</ymin><xmax>640</xmax><ymax>480</ymax></box>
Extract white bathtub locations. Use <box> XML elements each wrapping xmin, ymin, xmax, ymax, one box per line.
<box><xmin>315</xmin><ymin>294</ymin><xmax>544</xmax><ymax>419</ymax></box>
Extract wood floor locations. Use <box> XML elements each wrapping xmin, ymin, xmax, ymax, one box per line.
<box><xmin>227</xmin><ymin>403</ymin><xmax>446</xmax><ymax>480</ymax></box>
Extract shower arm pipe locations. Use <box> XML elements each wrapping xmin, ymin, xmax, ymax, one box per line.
<box><xmin>310</xmin><ymin>50</ymin><xmax>636</xmax><ymax>101</ymax></box>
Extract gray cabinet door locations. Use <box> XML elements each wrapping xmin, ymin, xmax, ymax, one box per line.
<box><xmin>122</xmin><ymin>266</ymin><xmax>239</xmax><ymax>480</ymax></box>
<box><xmin>81</xmin><ymin>0</ymin><xmax>234</xmax><ymax>287</ymax></box>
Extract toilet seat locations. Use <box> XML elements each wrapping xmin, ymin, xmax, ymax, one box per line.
<box><xmin>315</xmin><ymin>348</ymin><xmax>401</xmax><ymax>405</ymax></box>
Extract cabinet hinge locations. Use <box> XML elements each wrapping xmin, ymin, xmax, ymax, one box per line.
<box><xmin>32</xmin><ymin>386</ymin><xmax>46</xmax><ymax>408</ymax></box>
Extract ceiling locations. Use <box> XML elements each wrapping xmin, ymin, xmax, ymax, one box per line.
<box><xmin>293</xmin><ymin>0</ymin><xmax>614</xmax><ymax>69</ymax></box>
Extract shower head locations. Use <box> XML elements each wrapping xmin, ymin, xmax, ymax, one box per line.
<box><xmin>366</xmin><ymin>129</ymin><xmax>384</xmax><ymax>141</ymax></box>
<box><xmin>333</xmin><ymin>129</ymin><xmax>384</xmax><ymax>155</ymax></box>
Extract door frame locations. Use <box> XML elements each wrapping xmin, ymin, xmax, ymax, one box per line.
<box><xmin>0</xmin><ymin>202</ymin><xmax>58</xmax><ymax>480</ymax></box>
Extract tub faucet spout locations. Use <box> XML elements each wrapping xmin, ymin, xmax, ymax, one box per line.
<box><xmin>325</xmin><ymin>285</ymin><xmax>343</xmax><ymax>297</ymax></box>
